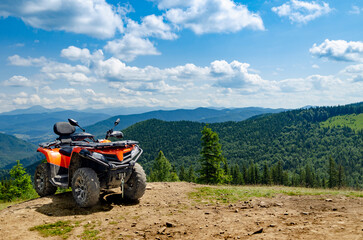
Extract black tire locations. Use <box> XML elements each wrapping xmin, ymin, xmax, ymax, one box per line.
<box><xmin>123</xmin><ymin>163</ymin><xmax>146</xmax><ymax>200</ymax></box>
<box><xmin>34</xmin><ymin>163</ymin><xmax>57</xmax><ymax>197</ymax></box>
<box><xmin>72</xmin><ymin>168</ymin><xmax>100</xmax><ymax>207</ymax></box>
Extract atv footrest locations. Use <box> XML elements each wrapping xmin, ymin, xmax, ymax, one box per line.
<box><xmin>51</xmin><ymin>174</ymin><xmax>69</xmax><ymax>188</ymax></box>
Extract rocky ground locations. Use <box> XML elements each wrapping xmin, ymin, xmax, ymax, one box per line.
<box><xmin>0</xmin><ymin>182</ymin><xmax>362</xmax><ymax>239</ymax></box>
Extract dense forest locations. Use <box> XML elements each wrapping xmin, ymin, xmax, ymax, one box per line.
<box><xmin>123</xmin><ymin>102</ymin><xmax>363</xmax><ymax>188</ymax></box>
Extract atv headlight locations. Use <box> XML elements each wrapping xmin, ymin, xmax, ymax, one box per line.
<box><xmin>92</xmin><ymin>152</ymin><xmax>106</xmax><ymax>161</ymax></box>
<box><xmin>130</xmin><ymin>146</ymin><xmax>140</xmax><ymax>158</ymax></box>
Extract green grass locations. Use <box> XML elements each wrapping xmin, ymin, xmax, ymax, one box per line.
<box><xmin>320</xmin><ymin>113</ymin><xmax>363</xmax><ymax>131</ymax></box>
<box><xmin>29</xmin><ymin>220</ymin><xmax>75</xmax><ymax>239</ymax></box>
<box><xmin>189</xmin><ymin>185</ymin><xmax>363</xmax><ymax>204</ymax></box>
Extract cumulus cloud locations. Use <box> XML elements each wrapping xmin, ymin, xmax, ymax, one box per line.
<box><xmin>0</xmin><ymin>0</ymin><xmax>123</xmax><ymax>39</ymax></box>
<box><xmin>310</xmin><ymin>39</ymin><xmax>363</xmax><ymax>62</ymax></box>
<box><xmin>153</xmin><ymin>0</ymin><xmax>264</xmax><ymax>34</ymax></box>
<box><xmin>40</xmin><ymin>86</ymin><xmax>79</xmax><ymax>95</ymax></box>
<box><xmin>3</xmin><ymin>75</ymin><xmax>34</xmax><ymax>87</ymax></box>
<box><xmin>104</xmin><ymin>15</ymin><xmax>177</xmax><ymax>61</ymax></box>
<box><xmin>8</xmin><ymin>55</ymin><xmax>47</xmax><ymax>66</ymax></box>
<box><xmin>272</xmin><ymin>0</ymin><xmax>331</xmax><ymax>24</ymax></box>
<box><xmin>61</xmin><ymin>46</ymin><xmax>104</xmax><ymax>64</ymax></box>
<box><xmin>104</xmin><ymin>35</ymin><xmax>160</xmax><ymax>62</ymax></box>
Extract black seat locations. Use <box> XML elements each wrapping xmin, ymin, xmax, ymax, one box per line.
<box><xmin>53</xmin><ymin>122</ymin><xmax>76</xmax><ymax>144</ymax></box>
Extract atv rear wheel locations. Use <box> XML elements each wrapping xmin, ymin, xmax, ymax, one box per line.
<box><xmin>123</xmin><ymin>163</ymin><xmax>146</xmax><ymax>200</ymax></box>
<box><xmin>72</xmin><ymin>168</ymin><xmax>100</xmax><ymax>207</ymax></box>
<box><xmin>34</xmin><ymin>163</ymin><xmax>57</xmax><ymax>197</ymax></box>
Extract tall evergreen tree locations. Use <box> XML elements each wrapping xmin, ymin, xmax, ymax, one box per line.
<box><xmin>337</xmin><ymin>164</ymin><xmax>345</xmax><ymax>189</ymax></box>
<box><xmin>198</xmin><ymin>125</ymin><xmax>226</xmax><ymax>184</ymax></box>
<box><xmin>187</xmin><ymin>165</ymin><xmax>196</xmax><ymax>183</ymax></box>
<box><xmin>328</xmin><ymin>156</ymin><xmax>337</xmax><ymax>188</ymax></box>
<box><xmin>178</xmin><ymin>165</ymin><xmax>187</xmax><ymax>181</ymax></box>
<box><xmin>149</xmin><ymin>151</ymin><xmax>179</xmax><ymax>182</ymax></box>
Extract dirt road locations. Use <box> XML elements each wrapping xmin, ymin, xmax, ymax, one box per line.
<box><xmin>0</xmin><ymin>182</ymin><xmax>362</xmax><ymax>239</ymax></box>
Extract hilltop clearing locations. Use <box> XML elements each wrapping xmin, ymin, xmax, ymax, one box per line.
<box><xmin>0</xmin><ymin>182</ymin><xmax>362</xmax><ymax>239</ymax></box>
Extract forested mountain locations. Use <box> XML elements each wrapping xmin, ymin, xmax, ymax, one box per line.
<box><xmin>85</xmin><ymin>107</ymin><xmax>285</xmax><ymax>138</ymax></box>
<box><xmin>122</xmin><ymin>102</ymin><xmax>363</xmax><ymax>188</ymax></box>
<box><xmin>0</xmin><ymin>133</ymin><xmax>38</xmax><ymax>169</ymax></box>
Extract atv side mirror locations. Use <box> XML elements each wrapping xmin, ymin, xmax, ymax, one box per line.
<box><xmin>115</xmin><ymin>118</ymin><xmax>120</xmax><ymax>126</ymax></box>
<box><xmin>68</xmin><ymin>118</ymin><xmax>78</xmax><ymax>126</ymax></box>
<box><xmin>68</xmin><ymin>118</ymin><xmax>85</xmax><ymax>132</ymax></box>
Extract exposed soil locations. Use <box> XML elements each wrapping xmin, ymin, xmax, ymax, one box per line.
<box><xmin>0</xmin><ymin>182</ymin><xmax>362</xmax><ymax>240</ymax></box>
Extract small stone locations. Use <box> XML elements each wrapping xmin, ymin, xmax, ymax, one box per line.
<box><xmin>284</xmin><ymin>212</ymin><xmax>289</xmax><ymax>215</ymax></box>
<box><xmin>158</xmin><ymin>227</ymin><xmax>166</xmax><ymax>234</ymax></box>
<box><xmin>325</xmin><ymin>199</ymin><xmax>333</xmax><ymax>202</ymax></box>
<box><xmin>166</xmin><ymin>222</ymin><xmax>175</xmax><ymax>228</ymax></box>
<box><xmin>269</xmin><ymin>224</ymin><xmax>276</xmax><ymax>227</ymax></box>
<box><xmin>131</xmin><ymin>223</ymin><xmax>137</xmax><ymax>227</ymax></box>
<box><xmin>274</xmin><ymin>202</ymin><xmax>284</xmax><ymax>207</ymax></box>
<box><xmin>252</xmin><ymin>228</ymin><xmax>263</xmax><ymax>235</ymax></box>
<box><xmin>302</xmin><ymin>212</ymin><xmax>309</xmax><ymax>215</ymax></box>
<box><xmin>204</xmin><ymin>212</ymin><xmax>210</xmax><ymax>215</ymax></box>
<box><xmin>235</xmin><ymin>209</ymin><xmax>239</xmax><ymax>213</ymax></box>
<box><xmin>146</xmin><ymin>186</ymin><xmax>152</xmax><ymax>190</ymax></box>
<box><xmin>332</xmin><ymin>208</ymin><xmax>338</xmax><ymax>211</ymax></box>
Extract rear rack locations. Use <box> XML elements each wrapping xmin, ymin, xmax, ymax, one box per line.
<box><xmin>70</xmin><ymin>140</ymin><xmax>139</xmax><ymax>149</ymax></box>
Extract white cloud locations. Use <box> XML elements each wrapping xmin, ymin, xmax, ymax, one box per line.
<box><xmin>104</xmin><ymin>14</ymin><xmax>177</xmax><ymax>61</ymax></box>
<box><xmin>61</xmin><ymin>46</ymin><xmax>104</xmax><ymax>64</ymax></box>
<box><xmin>3</xmin><ymin>75</ymin><xmax>34</xmax><ymax>87</ymax></box>
<box><xmin>272</xmin><ymin>0</ymin><xmax>331</xmax><ymax>24</ymax></box>
<box><xmin>349</xmin><ymin>5</ymin><xmax>362</xmax><ymax>15</ymax></box>
<box><xmin>8</xmin><ymin>55</ymin><xmax>47</xmax><ymax>66</ymax></box>
<box><xmin>310</xmin><ymin>39</ymin><xmax>363</xmax><ymax>62</ymax></box>
<box><xmin>104</xmin><ymin>35</ymin><xmax>160</xmax><ymax>62</ymax></box>
<box><xmin>312</xmin><ymin>64</ymin><xmax>320</xmax><ymax>69</ymax></box>
<box><xmin>153</xmin><ymin>0</ymin><xmax>264</xmax><ymax>34</ymax></box>
<box><xmin>40</xmin><ymin>86</ymin><xmax>79</xmax><ymax>95</ymax></box>
<box><xmin>0</xmin><ymin>0</ymin><xmax>123</xmax><ymax>39</ymax></box>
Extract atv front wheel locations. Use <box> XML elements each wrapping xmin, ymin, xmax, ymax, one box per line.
<box><xmin>34</xmin><ymin>163</ymin><xmax>57</xmax><ymax>197</ymax></box>
<box><xmin>123</xmin><ymin>163</ymin><xmax>146</xmax><ymax>200</ymax></box>
<box><xmin>72</xmin><ymin>168</ymin><xmax>100</xmax><ymax>207</ymax></box>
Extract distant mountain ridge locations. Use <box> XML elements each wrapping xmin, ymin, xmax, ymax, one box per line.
<box><xmin>85</xmin><ymin>107</ymin><xmax>286</xmax><ymax>137</ymax></box>
<box><xmin>0</xmin><ymin>110</ymin><xmax>111</xmax><ymax>143</ymax></box>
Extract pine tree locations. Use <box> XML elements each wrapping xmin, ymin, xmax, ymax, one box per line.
<box><xmin>328</xmin><ymin>156</ymin><xmax>337</xmax><ymax>188</ymax></box>
<box><xmin>187</xmin><ymin>165</ymin><xmax>196</xmax><ymax>183</ymax></box>
<box><xmin>198</xmin><ymin>125</ymin><xmax>226</xmax><ymax>184</ymax></box>
<box><xmin>337</xmin><ymin>164</ymin><xmax>345</xmax><ymax>189</ymax></box>
<box><xmin>262</xmin><ymin>162</ymin><xmax>269</xmax><ymax>185</ymax></box>
<box><xmin>179</xmin><ymin>165</ymin><xmax>187</xmax><ymax>181</ymax></box>
<box><xmin>148</xmin><ymin>151</ymin><xmax>179</xmax><ymax>182</ymax></box>
<box><xmin>0</xmin><ymin>160</ymin><xmax>33</xmax><ymax>201</ymax></box>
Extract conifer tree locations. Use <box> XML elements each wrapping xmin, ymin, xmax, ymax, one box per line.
<box><xmin>187</xmin><ymin>165</ymin><xmax>196</xmax><ymax>183</ymax></box>
<box><xmin>179</xmin><ymin>165</ymin><xmax>187</xmax><ymax>181</ymax></box>
<box><xmin>149</xmin><ymin>151</ymin><xmax>179</xmax><ymax>182</ymax></box>
<box><xmin>328</xmin><ymin>156</ymin><xmax>337</xmax><ymax>188</ymax></box>
<box><xmin>198</xmin><ymin>125</ymin><xmax>226</xmax><ymax>184</ymax></box>
<box><xmin>337</xmin><ymin>164</ymin><xmax>345</xmax><ymax>189</ymax></box>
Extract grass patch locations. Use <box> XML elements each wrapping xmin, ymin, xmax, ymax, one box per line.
<box><xmin>29</xmin><ymin>220</ymin><xmax>75</xmax><ymax>239</ymax></box>
<box><xmin>320</xmin><ymin>113</ymin><xmax>363</xmax><ymax>132</ymax></box>
<box><xmin>81</xmin><ymin>221</ymin><xmax>101</xmax><ymax>240</ymax></box>
<box><xmin>189</xmin><ymin>185</ymin><xmax>363</xmax><ymax>203</ymax></box>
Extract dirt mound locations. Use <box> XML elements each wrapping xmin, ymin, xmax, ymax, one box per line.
<box><xmin>0</xmin><ymin>182</ymin><xmax>362</xmax><ymax>239</ymax></box>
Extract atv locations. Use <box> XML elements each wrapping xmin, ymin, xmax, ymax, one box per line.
<box><xmin>34</xmin><ymin>118</ymin><xmax>146</xmax><ymax>207</ymax></box>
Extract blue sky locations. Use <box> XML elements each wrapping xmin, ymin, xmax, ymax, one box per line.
<box><xmin>0</xmin><ymin>0</ymin><xmax>362</xmax><ymax>112</ymax></box>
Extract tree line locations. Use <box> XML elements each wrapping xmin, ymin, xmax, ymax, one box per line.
<box><xmin>148</xmin><ymin>125</ymin><xmax>348</xmax><ymax>189</ymax></box>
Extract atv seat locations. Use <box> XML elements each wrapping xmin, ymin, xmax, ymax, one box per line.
<box><xmin>54</xmin><ymin>122</ymin><xmax>76</xmax><ymax>144</ymax></box>
<box><xmin>59</xmin><ymin>147</ymin><xmax>73</xmax><ymax>157</ymax></box>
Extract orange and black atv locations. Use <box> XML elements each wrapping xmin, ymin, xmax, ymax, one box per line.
<box><xmin>34</xmin><ymin>118</ymin><xmax>146</xmax><ymax>207</ymax></box>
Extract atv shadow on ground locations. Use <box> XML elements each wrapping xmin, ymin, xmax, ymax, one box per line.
<box><xmin>35</xmin><ymin>190</ymin><xmax>139</xmax><ymax>217</ymax></box>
